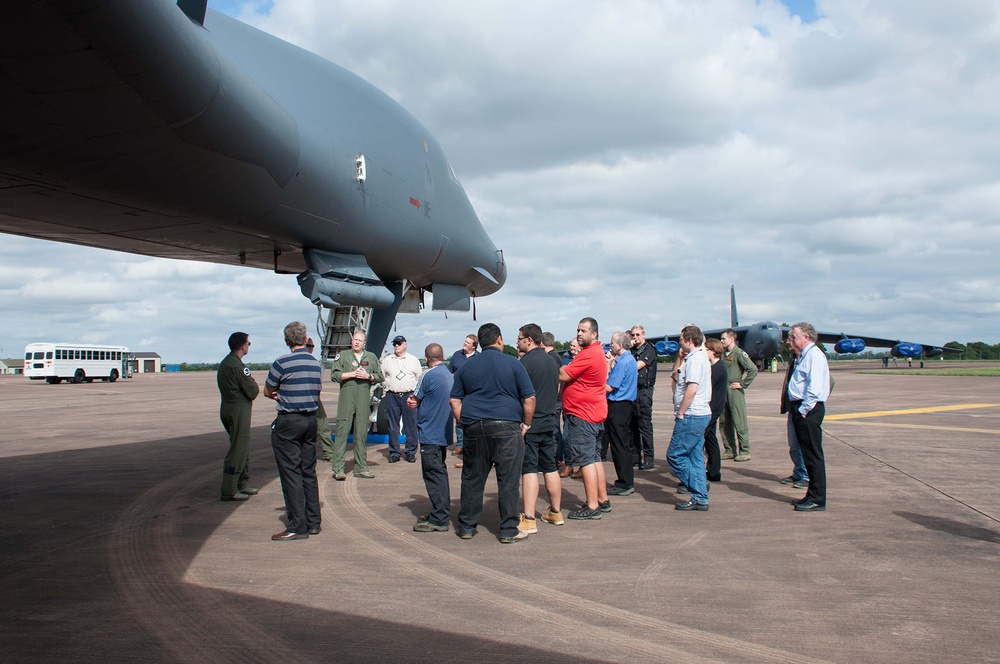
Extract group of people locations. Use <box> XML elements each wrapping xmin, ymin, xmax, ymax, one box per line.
<box><xmin>215</xmin><ymin>317</ymin><xmax>832</xmax><ymax>543</ymax></box>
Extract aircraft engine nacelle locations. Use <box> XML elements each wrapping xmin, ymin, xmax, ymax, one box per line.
<box><xmin>655</xmin><ymin>340</ymin><xmax>680</xmax><ymax>356</ymax></box>
<box><xmin>834</xmin><ymin>338</ymin><xmax>866</xmax><ymax>354</ymax></box>
<box><xmin>297</xmin><ymin>272</ymin><xmax>396</xmax><ymax>310</ymax></box>
<box><xmin>924</xmin><ymin>347</ymin><xmax>944</xmax><ymax>358</ymax></box>
<box><xmin>891</xmin><ymin>342</ymin><xmax>923</xmax><ymax>358</ymax></box>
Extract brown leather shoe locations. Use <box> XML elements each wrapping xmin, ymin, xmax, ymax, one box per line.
<box><xmin>271</xmin><ymin>530</ymin><xmax>309</xmax><ymax>541</ymax></box>
<box><xmin>570</xmin><ymin>468</ymin><xmax>583</xmax><ymax>479</ymax></box>
<box><xmin>559</xmin><ymin>465</ymin><xmax>573</xmax><ymax>478</ymax></box>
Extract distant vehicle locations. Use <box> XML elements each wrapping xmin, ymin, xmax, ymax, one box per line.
<box><xmin>24</xmin><ymin>343</ymin><xmax>134</xmax><ymax>384</ymax></box>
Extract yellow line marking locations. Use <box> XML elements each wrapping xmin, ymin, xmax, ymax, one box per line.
<box><xmin>826</xmin><ymin>421</ymin><xmax>1000</xmax><ymax>435</ymax></box>
<box><xmin>824</xmin><ymin>403</ymin><xmax>998</xmax><ymax>420</ymax></box>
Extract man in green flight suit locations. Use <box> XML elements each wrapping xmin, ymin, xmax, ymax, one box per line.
<box><xmin>218</xmin><ymin>331</ymin><xmax>261</xmax><ymax>500</ymax></box>
<box><xmin>330</xmin><ymin>330</ymin><xmax>383</xmax><ymax>480</ymax></box>
<box><xmin>719</xmin><ymin>328</ymin><xmax>758</xmax><ymax>462</ymax></box>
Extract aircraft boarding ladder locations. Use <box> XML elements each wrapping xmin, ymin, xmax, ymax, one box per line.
<box><xmin>316</xmin><ymin>305</ymin><xmax>372</xmax><ymax>363</ymax></box>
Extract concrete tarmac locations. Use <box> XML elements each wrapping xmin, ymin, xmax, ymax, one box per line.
<box><xmin>1</xmin><ymin>363</ymin><xmax>998</xmax><ymax>663</ymax></box>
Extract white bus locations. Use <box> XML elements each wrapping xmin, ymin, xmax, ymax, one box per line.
<box><xmin>24</xmin><ymin>343</ymin><xmax>135</xmax><ymax>384</ymax></box>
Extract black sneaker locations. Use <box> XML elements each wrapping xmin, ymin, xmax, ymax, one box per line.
<box><xmin>498</xmin><ymin>531</ymin><xmax>528</xmax><ymax>543</ymax></box>
<box><xmin>598</xmin><ymin>500</ymin><xmax>612</xmax><ymax>513</ymax></box>
<box><xmin>413</xmin><ymin>521</ymin><xmax>449</xmax><ymax>532</ymax></box>
<box><xmin>607</xmin><ymin>485</ymin><xmax>634</xmax><ymax>496</ymax></box>
<box><xmin>568</xmin><ymin>506</ymin><xmax>602</xmax><ymax>520</ymax></box>
<box><xmin>404</xmin><ymin>455</ymin><xmax>416</xmax><ymax>463</ymax></box>
<box><xmin>388</xmin><ymin>456</ymin><xmax>401</xmax><ymax>463</ymax></box>
<box><xmin>675</xmin><ymin>499</ymin><xmax>709</xmax><ymax>511</ymax></box>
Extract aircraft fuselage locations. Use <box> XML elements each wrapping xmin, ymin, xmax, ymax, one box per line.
<box><xmin>0</xmin><ymin>2</ymin><xmax>505</xmax><ymax>306</ymax></box>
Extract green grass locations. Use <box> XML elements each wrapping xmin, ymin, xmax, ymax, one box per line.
<box><xmin>858</xmin><ymin>367</ymin><xmax>1000</xmax><ymax>376</ymax></box>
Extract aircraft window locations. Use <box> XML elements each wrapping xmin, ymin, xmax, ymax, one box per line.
<box><xmin>447</xmin><ymin>159</ymin><xmax>462</xmax><ymax>187</ymax></box>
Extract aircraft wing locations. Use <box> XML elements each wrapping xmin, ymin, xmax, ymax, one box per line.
<box><xmin>647</xmin><ymin>326</ymin><xmax>753</xmax><ymax>356</ymax></box>
<box><xmin>813</xmin><ymin>330</ymin><xmax>961</xmax><ymax>358</ymax></box>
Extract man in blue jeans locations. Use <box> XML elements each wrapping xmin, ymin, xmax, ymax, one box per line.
<box><xmin>450</xmin><ymin>323</ymin><xmax>536</xmax><ymax>543</ymax></box>
<box><xmin>667</xmin><ymin>324</ymin><xmax>712</xmax><ymax>511</ymax></box>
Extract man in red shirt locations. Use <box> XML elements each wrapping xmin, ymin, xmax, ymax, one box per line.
<box><xmin>559</xmin><ymin>317</ymin><xmax>610</xmax><ymax>520</ymax></box>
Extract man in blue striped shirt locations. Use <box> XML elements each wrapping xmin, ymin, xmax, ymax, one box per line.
<box><xmin>264</xmin><ymin>321</ymin><xmax>323</xmax><ymax>541</ymax></box>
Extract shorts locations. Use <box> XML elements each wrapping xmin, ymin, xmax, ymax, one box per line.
<box><xmin>522</xmin><ymin>429</ymin><xmax>557</xmax><ymax>474</ymax></box>
<box><xmin>566</xmin><ymin>414</ymin><xmax>603</xmax><ymax>468</ymax></box>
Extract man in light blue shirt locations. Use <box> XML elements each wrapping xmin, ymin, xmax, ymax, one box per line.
<box><xmin>786</xmin><ymin>322</ymin><xmax>830</xmax><ymax>512</ymax></box>
<box><xmin>605</xmin><ymin>331</ymin><xmax>638</xmax><ymax>496</ymax></box>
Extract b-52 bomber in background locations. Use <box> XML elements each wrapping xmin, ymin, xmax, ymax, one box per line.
<box><xmin>650</xmin><ymin>287</ymin><xmax>961</xmax><ymax>364</ymax></box>
<box><xmin>0</xmin><ymin>0</ymin><xmax>506</xmax><ymax>351</ymax></box>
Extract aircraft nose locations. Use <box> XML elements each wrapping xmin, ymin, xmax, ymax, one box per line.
<box><xmin>471</xmin><ymin>248</ymin><xmax>506</xmax><ymax>296</ymax></box>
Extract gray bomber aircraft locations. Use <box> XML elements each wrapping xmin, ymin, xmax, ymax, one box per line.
<box><xmin>650</xmin><ymin>287</ymin><xmax>961</xmax><ymax>363</ymax></box>
<box><xmin>0</xmin><ymin>0</ymin><xmax>505</xmax><ymax>351</ymax></box>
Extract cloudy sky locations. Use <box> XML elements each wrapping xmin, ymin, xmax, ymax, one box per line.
<box><xmin>3</xmin><ymin>0</ymin><xmax>999</xmax><ymax>363</ymax></box>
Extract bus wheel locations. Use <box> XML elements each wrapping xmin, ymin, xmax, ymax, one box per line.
<box><xmin>46</xmin><ymin>377</ymin><xmax>62</xmax><ymax>384</ymax></box>
<box><xmin>73</xmin><ymin>369</ymin><xmax>85</xmax><ymax>384</ymax></box>
<box><xmin>109</xmin><ymin>370</ymin><xmax>119</xmax><ymax>383</ymax></box>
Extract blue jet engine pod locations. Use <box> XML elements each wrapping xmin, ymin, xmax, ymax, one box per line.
<box><xmin>892</xmin><ymin>342</ymin><xmax>923</xmax><ymax>358</ymax></box>
<box><xmin>655</xmin><ymin>340</ymin><xmax>680</xmax><ymax>356</ymax></box>
<box><xmin>835</xmin><ymin>338</ymin><xmax>866</xmax><ymax>354</ymax></box>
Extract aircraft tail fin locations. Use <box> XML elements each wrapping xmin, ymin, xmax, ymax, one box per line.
<box><xmin>730</xmin><ymin>285</ymin><xmax>739</xmax><ymax>327</ymax></box>
<box><xmin>177</xmin><ymin>0</ymin><xmax>207</xmax><ymax>25</ymax></box>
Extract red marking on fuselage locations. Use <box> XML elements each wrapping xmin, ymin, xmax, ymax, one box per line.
<box><xmin>409</xmin><ymin>197</ymin><xmax>420</xmax><ymax>208</ymax></box>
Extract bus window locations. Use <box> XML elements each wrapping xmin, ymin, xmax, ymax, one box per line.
<box><xmin>47</xmin><ymin>351</ymin><xmax>53</xmax><ymax>359</ymax></box>
<box><xmin>75</xmin><ymin>350</ymin><xmax>80</xmax><ymax>360</ymax></box>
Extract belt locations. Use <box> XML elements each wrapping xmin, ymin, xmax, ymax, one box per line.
<box><xmin>387</xmin><ymin>390</ymin><xmax>413</xmax><ymax>395</ymax></box>
<box><xmin>277</xmin><ymin>410</ymin><xmax>317</xmax><ymax>416</ymax></box>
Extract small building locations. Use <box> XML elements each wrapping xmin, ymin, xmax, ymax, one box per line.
<box><xmin>133</xmin><ymin>352</ymin><xmax>162</xmax><ymax>374</ymax></box>
<box><xmin>0</xmin><ymin>359</ymin><xmax>25</xmax><ymax>375</ymax></box>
